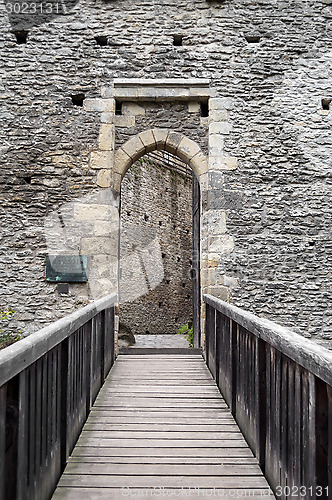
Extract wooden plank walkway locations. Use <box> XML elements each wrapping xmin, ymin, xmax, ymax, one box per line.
<box><xmin>53</xmin><ymin>353</ymin><xmax>275</xmax><ymax>499</ymax></box>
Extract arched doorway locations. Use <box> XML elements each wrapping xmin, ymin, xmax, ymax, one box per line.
<box><xmin>113</xmin><ymin>129</ymin><xmax>206</xmax><ymax>348</ymax></box>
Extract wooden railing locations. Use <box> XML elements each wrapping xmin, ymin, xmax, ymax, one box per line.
<box><xmin>204</xmin><ymin>294</ymin><xmax>331</xmax><ymax>500</ymax></box>
<box><xmin>0</xmin><ymin>294</ymin><xmax>116</xmax><ymax>500</ymax></box>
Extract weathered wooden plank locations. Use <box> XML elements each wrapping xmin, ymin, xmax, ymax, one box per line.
<box><xmin>89</xmin><ymin>410</ymin><xmax>234</xmax><ymax>425</ymax></box>
<box><xmin>114</xmin><ymin>368</ymin><xmax>208</xmax><ymax>372</ymax></box>
<box><xmin>85</xmin><ymin>410</ymin><xmax>234</xmax><ymax>426</ymax></box>
<box><xmin>115</xmin><ymin>358</ymin><xmax>205</xmax><ymax>363</ymax></box>
<box><xmin>293</xmin><ymin>364</ymin><xmax>302</xmax><ymax>493</ymax></box>
<box><xmin>52</xmin><ymin>487</ymin><xmax>275</xmax><ymax>500</ymax></box>
<box><xmin>104</xmin><ymin>386</ymin><xmax>220</xmax><ymax>393</ymax></box>
<box><xmin>80</xmin><ymin>431</ymin><xmax>243</xmax><ymax>440</ymax></box>
<box><xmin>94</xmin><ymin>395</ymin><xmax>226</xmax><ymax>402</ymax></box>
<box><xmin>109</xmin><ymin>376</ymin><xmax>213</xmax><ymax>381</ymax></box>
<box><xmin>107</xmin><ymin>380</ymin><xmax>215</xmax><ymax>385</ymax></box>
<box><xmin>64</xmin><ymin>462</ymin><xmax>264</xmax><ymax>476</ymax></box>
<box><xmin>56</xmin><ymin>474</ymin><xmax>270</xmax><ymax>488</ymax></box>
<box><xmin>68</xmin><ymin>456</ymin><xmax>258</xmax><ymax>464</ymax></box>
<box><xmin>302</xmin><ymin>372</ymin><xmax>317</xmax><ymax>496</ymax></box>
<box><xmin>96</xmin><ymin>395</ymin><xmax>224</xmax><ymax>402</ymax></box>
<box><xmin>71</xmin><ymin>446</ymin><xmax>255</xmax><ymax>458</ymax></box>
<box><xmin>89</xmin><ymin>408</ymin><xmax>231</xmax><ymax>416</ymax></box>
<box><xmin>83</xmin><ymin>424</ymin><xmax>238</xmax><ymax>431</ymax></box>
<box><xmin>112</xmin><ymin>365</ymin><xmax>207</xmax><ymax>369</ymax></box>
<box><xmin>115</xmin><ymin>360</ymin><xmax>205</xmax><ymax>364</ymax></box>
<box><xmin>75</xmin><ymin>437</ymin><xmax>249</xmax><ymax>448</ymax></box>
<box><xmin>273</xmin><ymin>348</ymin><xmax>281</xmax><ymax>489</ymax></box>
<box><xmin>116</xmin><ymin>354</ymin><xmax>204</xmax><ymax>358</ymax></box>
<box><xmin>279</xmin><ymin>354</ymin><xmax>288</xmax><ymax>493</ymax></box>
<box><xmin>315</xmin><ymin>375</ymin><xmax>329</xmax><ymax>497</ymax></box>
<box><xmin>28</xmin><ymin>364</ymin><xmax>36</xmax><ymax>494</ymax></box>
<box><xmin>99</xmin><ymin>391</ymin><xmax>221</xmax><ymax>398</ymax></box>
<box><xmin>93</xmin><ymin>401</ymin><xmax>227</xmax><ymax>408</ymax></box>
<box><xmin>287</xmin><ymin>360</ymin><xmax>295</xmax><ymax>492</ymax></box>
<box><xmin>110</xmin><ymin>372</ymin><xmax>210</xmax><ymax>376</ymax></box>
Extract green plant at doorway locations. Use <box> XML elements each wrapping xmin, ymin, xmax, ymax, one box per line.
<box><xmin>177</xmin><ymin>323</ymin><xmax>193</xmax><ymax>347</ymax></box>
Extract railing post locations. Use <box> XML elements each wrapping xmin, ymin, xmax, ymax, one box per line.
<box><xmin>0</xmin><ymin>385</ymin><xmax>6</xmax><ymax>500</ymax></box>
<box><xmin>111</xmin><ymin>305</ymin><xmax>115</xmax><ymax>367</ymax></box>
<box><xmin>230</xmin><ymin>320</ymin><xmax>237</xmax><ymax>418</ymax></box>
<box><xmin>315</xmin><ymin>377</ymin><xmax>329</xmax><ymax>498</ymax></box>
<box><xmin>328</xmin><ymin>385</ymin><xmax>332</xmax><ymax>495</ymax></box>
<box><xmin>215</xmin><ymin>311</ymin><xmax>221</xmax><ymax>388</ymax></box>
<box><xmin>100</xmin><ymin>310</ymin><xmax>105</xmax><ymax>384</ymax></box>
<box><xmin>85</xmin><ymin>319</ymin><xmax>92</xmax><ymax>418</ymax></box>
<box><xmin>205</xmin><ymin>303</ymin><xmax>216</xmax><ymax>376</ymax></box>
<box><xmin>60</xmin><ymin>338</ymin><xmax>69</xmax><ymax>471</ymax></box>
<box><xmin>5</xmin><ymin>376</ymin><xmax>19</xmax><ymax>500</ymax></box>
<box><xmin>257</xmin><ymin>338</ymin><xmax>266</xmax><ymax>471</ymax></box>
<box><xmin>16</xmin><ymin>372</ymin><xmax>28</xmax><ymax>500</ymax></box>
<box><xmin>205</xmin><ymin>303</ymin><xmax>210</xmax><ymax>363</ymax></box>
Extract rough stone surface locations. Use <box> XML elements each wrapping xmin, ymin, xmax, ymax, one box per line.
<box><xmin>0</xmin><ymin>0</ymin><xmax>331</xmax><ymax>342</ymax></box>
<box><xmin>120</xmin><ymin>157</ymin><xmax>193</xmax><ymax>335</ymax></box>
<box><xmin>129</xmin><ymin>334</ymin><xmax>189</xmax><ymax>349</ymax></box>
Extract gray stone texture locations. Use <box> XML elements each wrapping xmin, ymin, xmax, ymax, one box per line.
<box><xmin>0</xmin><ymin>0</ymin><xmax>331</xmax><ymax>342</ymax></box>
<box><xmin>120</xmin><ymin>157</ymin><xmax>193</xmax><ymax>335</ymax></box>
<box><xmin>115</xmin><ymin>102</ymin><xmax>208</xmax><ymax>157</ymax></box>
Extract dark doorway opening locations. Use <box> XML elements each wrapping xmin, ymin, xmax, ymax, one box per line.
<box><xmin>119</xmin><ymin>150</ymin><xmax>200</xmax><ymax>349</ymax></box>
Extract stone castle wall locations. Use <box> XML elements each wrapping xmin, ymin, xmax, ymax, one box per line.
<box><xmin>120</xmin><ymin>157</ymin><xmax>193</xmax><ymax>336</ymax></box>
<box><xmin>0</xmin><ymin>0</ymin><xmax>331</xmax><ymax>344</ymax></box>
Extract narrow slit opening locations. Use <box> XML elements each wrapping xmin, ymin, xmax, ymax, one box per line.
<box><xmin>95</xmin><ymin>36</ymin><xmax>108</xmax><ymax>47</ymax></box>
<box><xmin>13</xmin><ymin>30</ymin><xmax>28</xmax><ymax>44</ymax></box>
<box><xmin>173</xmin><ymin>35</ymin><xmax>183</xmax><ymax>46</ymax></box>
<box><xmin>115</xmin><ymin>100</ymin><xmax>123</xmax><ymax>115</ymax></box>
<box><xmin>245</xmin><ymin>35</ymin><xmax>261</xmax><ymax>43</ymax></box>
<box><xmin>322</xmin><ymin>99</ymin><xmax>331</xmax><ymax>110</ymax></box>
<box><xmin>71</xmin><ymin>94</ymin><xmax>85</xmax><ymax>107</ymax></box>
<box><xmin>200</xmin><ymin>101</ymin><xmax>209</xmax><ymax>117</ymax></box>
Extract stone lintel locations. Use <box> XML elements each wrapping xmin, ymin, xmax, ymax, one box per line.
<box><xmin>104</xmin><ymin>79</ymin><xmax>213</xmax><ymax>102</ymax></box>
<box><xmin>114</xmin><ymin>78</ymin><xmax>211</xmax><ymax>88</ymax></box>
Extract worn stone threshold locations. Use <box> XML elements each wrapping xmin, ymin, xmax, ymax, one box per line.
<box><xmin>118</xmin><ymin>347</ymin><xmax>203</xmax><ymax>355</ymax></box>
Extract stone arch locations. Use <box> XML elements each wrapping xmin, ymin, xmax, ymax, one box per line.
<box><xmin>116</xmin><ymin>128</ymin><xmax>205</xmax><ymax>347</ymax></box>
<box><xmin>113</xmin><ymin>128</ymin><xmax>208</xmax><ymax>188</ymax></box>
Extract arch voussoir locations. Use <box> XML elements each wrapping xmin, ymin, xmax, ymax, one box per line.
<box><xmin>151</xmin><ymin>128</ymin><xmax>169</xmax><ymax>150</ymax></box>
<box><xmin>121</xmin><ymin>136</ymin><xmax>146</xmax><ymax>165</ymax></box>
<box><xmin>138</xmin><ymin>130</ymin><xmax>156</xmax><ymax>153</ymax></box>
<box><xmin>113</xmin><ymin>128</ymin><xmax>207</xmax><ymax>184</ymax></box>
<box><xmin>190</xmin><ymin>151</ymin><xmax>208</xmax><ymax>176</ymax></box>
<box><xmin>114</xmin><ymin>147</ymin><xmax>132</xmax><ymax>177</ymax></box>
<box><xmin>164</xmin><ymin>131</ymin><xmax>184</xmax><ymax>155</ymax></box>
<box><xmin>177</xmin><ymin>137</ymin><xmax>201</xmax><ymax>164</ymax></box>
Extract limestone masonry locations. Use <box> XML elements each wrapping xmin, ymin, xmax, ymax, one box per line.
<box><xmin>120</xmin><ymin>156</ymin><xmax>193</xmax><ymax>336</ymax></box>
<box><xmin>0</xmin><ymin>0</ymin><xmax>331</xmax><ymax>346</ymax></box>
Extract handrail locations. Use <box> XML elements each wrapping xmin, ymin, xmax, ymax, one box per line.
<box><xmin>204</xmin><ymin>294</ymin><xmax>332</xmax><ymax>386</ymax></box>
<box><xmin>0</xmin><ymin>294</ymin><xmax>116</xmax><ymax>388</ymax></box>
<box><xmin>0</xmin><ymin>294</ymin><xmax>117</xmax><ymax>500</ymax></box>
<box><xmin>204</xmin><ymin>294</ymin><xmax>331</xmax><ymax>500</ymax></box>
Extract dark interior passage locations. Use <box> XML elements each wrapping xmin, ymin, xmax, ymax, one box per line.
<box><xmin>119</xmin><ymin>152</ymin><xmax>193</xmax><ymax>339</ymax></box>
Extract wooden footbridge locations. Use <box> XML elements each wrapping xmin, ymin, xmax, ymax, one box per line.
<box><xmin>0</xmin><ymin>294</ymin><xmax>331</xmax><ymax>499</ymax></box>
